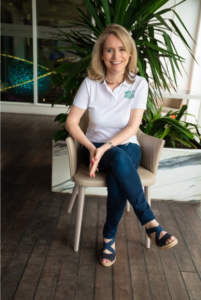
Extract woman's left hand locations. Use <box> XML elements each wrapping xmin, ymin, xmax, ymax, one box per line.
<box><xmin>89</xmin><ymin>146</ymin><xmax>106</xmax><ymax>177</ymax></box>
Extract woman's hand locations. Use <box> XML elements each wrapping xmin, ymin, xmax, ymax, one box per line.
<box><xmin>89</xmin><ymin>146</ymin><xmax>107</xmax><ymax>177</ymax></box>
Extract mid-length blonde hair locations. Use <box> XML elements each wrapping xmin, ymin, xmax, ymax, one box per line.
<box><xmin>87</xmin><ymin>24</ymin><xmax>138</xmax><ymax>83</ymax></box>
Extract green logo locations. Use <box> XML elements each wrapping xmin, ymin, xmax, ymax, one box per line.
<box><xmin>124</xmin><ymin>90</ymin><xmax>135</xmax><ymax>99</ymax></box>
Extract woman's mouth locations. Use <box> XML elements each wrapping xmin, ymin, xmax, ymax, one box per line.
<box><xmin>111</xmin><ymin>61</ymin><xmax>122</xmax><ymax>65</ymax></box>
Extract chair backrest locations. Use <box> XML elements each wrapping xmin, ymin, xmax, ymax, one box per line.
<box><xmin>136</xmin><ymin>129</ymin><xmax>164</xmax><ymax>174</ymax></box>
<box><xmin>75</xmin><ymin>110</ymin><xmax>89</xmax><ymax>163</ymax></box>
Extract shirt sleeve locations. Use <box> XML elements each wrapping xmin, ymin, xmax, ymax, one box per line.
<box><xmin>131</xmin><ymin>77</ymin><xmax>148</xmax><ymax>109</ymax></box>
<box><xmin>73</xmin><ymin>78</ymin><xmax>89</xmax><ymax>109</ymax></box>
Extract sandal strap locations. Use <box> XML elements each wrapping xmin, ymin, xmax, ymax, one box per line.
<box><xmin>146</xmin><ymin>224</ymin><xmax>165</xmax><ymax>239</ymax></box>
<box><xmin>101</xmin><ymin>252</ymin><xmax>116</xmax><ymax>262</ymax></box>
<box><xmin>157</xmin><ymin>232</ymin><xmax>172</xmax><ymax>247</ymax></box>
<box><xmin>103</xmin><ymin>238</ymin><xmax>115</xmax><ymax>254</ymax></box>
<box><xmin>146</xmin><ymin>225</ymin><xmax>173</xmax><ymax>247</ymax></box>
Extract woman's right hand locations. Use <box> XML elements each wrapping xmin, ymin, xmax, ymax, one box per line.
<box><xmin>89</xmin><ymin>147</ymin><xmax>99</xmax><ymax>177</ymax></box>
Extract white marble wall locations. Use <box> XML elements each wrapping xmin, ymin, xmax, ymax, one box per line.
<box><xmin>52</xmin><ymin>141</ymin><xmax>74</xmax><ymax>193</ymax></box>
<box><xmin>52</xmin><ymin>141</ymin><xmax>201</xmax><ymax>201</ymax></box>
<box><xmin>151</xmin><ymin>148</ymin><xmax>201</xmax><ymax>201</ymax></box>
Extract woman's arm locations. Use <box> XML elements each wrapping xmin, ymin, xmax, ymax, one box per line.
<box><xmin>101</xmin><ymin>108</ymin><xmax>145</xmax><ymax>152</ymax></box>
<box><xmin>65</xmin><ymin>105</ymin><xmax>95</xmax><ymax>151</ymax></box>
<box><xmin>89</xmin><ymin>108</ymin><xmax>145</xmax><ymax>177</ymax></box>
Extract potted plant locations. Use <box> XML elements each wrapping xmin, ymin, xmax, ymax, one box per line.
<box><xmin>51</xmin><ymin>0</ymin><xmax>201</xmax><ymax>200</ymax></box>
<box><xmin>141</xmin><ymin>103</ymin><xmax>201</xmax><ymax>201</ymax></box>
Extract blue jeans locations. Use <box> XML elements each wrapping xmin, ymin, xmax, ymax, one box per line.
<box><xmin>81</xmin><ymin>142</ymin><xmax>155</xmax><ymax>239</ymax></box>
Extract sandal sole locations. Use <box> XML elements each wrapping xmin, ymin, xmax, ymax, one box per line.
<box><xmin>147</xmin><ymin>235</ymin><xmax>178</xmax><ymax>251</ymax></box>
<box><xmin>100</xmin><ymin>256</ymin><xmax>116</xmax><ymax>267</ymax></box>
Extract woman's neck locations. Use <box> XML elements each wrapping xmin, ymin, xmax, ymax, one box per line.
<box><xmin>105</xmin><ymin>71</ymin><xmax>124</xmax><ymax>85</ymax></box>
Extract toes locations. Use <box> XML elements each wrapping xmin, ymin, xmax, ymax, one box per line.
<box><xmin>102</xmin><ymin>259</ymin><xmax>110</xmax><ymax>263</ymax></box>
<box><xmin>169</xmin><ymin>236</ymin><xmax>175</xmax><ymax>242</ymax></box>
<box><xmin>166</xmin><ymin>236</ymin><xmax>175</xmax><ymax>244</ymax></box>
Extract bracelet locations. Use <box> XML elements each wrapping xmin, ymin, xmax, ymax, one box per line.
<box><xmin>106</xmin><ymin>141</ymin><xmax>114</xmax><ymax>148</ymax></box>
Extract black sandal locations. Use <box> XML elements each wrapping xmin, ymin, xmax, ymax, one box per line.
<box><xmin>100</xmin><ymin>237</ymin><xmax>116</xmax><ymax>267</ymax></box>
<box><xmin>146</xmin><ymin>224</ymin><xmax>178</xmax><ymax>251</ymax></box>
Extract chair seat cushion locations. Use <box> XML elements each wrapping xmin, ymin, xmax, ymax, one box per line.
<box><xmin>73</xmin><ymin>162</ymin><xmax>156</xmax><ymax>187</ymax></box>
<box><xmin>138</xmin><ymin>166</ymin><xmax>156</xmax><ymax>186</ymax></box>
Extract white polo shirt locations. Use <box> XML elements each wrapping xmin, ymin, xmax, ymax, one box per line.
<box><xmin>73</xmin><ymin>74</ymin><xmax>148</xmax><ymax>145</ymax></box>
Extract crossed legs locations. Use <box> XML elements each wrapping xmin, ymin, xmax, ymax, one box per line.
<box><xmin>82</xmin><ymin>142</ymin><xmax>176</xmax><ymax>264</ymax></box>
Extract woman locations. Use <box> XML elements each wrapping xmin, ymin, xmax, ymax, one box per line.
<box><xmin>65</xmin><ymin>24</ymin><xmax>178</xmax><ymax>267</ymax></box>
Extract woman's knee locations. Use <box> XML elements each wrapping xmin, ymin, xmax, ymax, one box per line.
<box><xmin>112</xmin><ymin>150</ymin><xmax>131</xmax><ymax>170</ymax></box>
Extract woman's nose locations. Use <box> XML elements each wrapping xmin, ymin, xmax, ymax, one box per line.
<box><xmin>112</xmin><ymin>50</ymin><xmax>119</xmax><ymax>59</ymax></box>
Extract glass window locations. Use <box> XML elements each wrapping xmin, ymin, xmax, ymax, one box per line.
<box><xmin>36</xmin><ymin>0</ymin><xmax>88</xmax><ymax>105</ymax></box>
<box><xmin>1</xmin><ymin>0</ymin><xmax>34</xmax><ymax>103</ymax></box>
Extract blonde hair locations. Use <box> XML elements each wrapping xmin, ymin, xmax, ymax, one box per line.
<box><xmin>87</xmin><ymin>24</ymin><xmax>137</xmax><ymax>83</ymax></box>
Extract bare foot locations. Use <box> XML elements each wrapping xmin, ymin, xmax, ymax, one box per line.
<box><xmin>145</xmin><ymin>220</ymin><xmax>176</xmax><ymax>244</ymax></box>
<box><xmin>102</xmin><ymin>238</ymin><xmax>115</xmax><ymax>263</ymax></box>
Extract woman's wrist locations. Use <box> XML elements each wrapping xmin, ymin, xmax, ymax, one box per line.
<box><xmin>88</xmin><ymin>144</ymin><xmax>96</xmax><ymax>151</ymax></box>
<box><xmin>102</xmin><ymin>142</ymin><xmax>112</xmax><ymax>151</ymax></box>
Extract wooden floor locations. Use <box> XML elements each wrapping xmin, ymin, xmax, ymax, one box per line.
<box><xmin>1</xmin><ymin>113</ymin><xmax>201</xmax><ymax>300</ymax></box>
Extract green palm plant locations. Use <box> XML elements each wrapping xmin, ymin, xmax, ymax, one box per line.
<box><xmin>52</xmin><ymin>0</ymin><xmax>197</xmax><ymax>144</ymax></box>
<box><xmin>141</xmin><ymin>104</ymin><xmax>201</xmax><ymax>148</ymax></box>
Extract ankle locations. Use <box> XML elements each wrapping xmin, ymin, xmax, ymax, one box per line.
<box><xmin>145</xmin><ymin>219</ymin><xmax>158</xmax><ymax>230</ymax></box>
<box><xmin>103</xmin><ymin>237</ymin><xmax>115</xmax><ymax>250</ymax></box>
<box><xmin>103</xmin><ymin>237</ymin><xmax>112</xmax><ymax>243</ymax></box>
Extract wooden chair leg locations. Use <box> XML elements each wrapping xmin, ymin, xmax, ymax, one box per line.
<box><xmin>74</xmin><ymin>186</ymin><xmax>86</xmax><ymax>252</ymax></box>
<box><xmin>144</xmin><ymin>186</ymin><xmax>151</xmax><ymax>249</ymax></box>
<box><xmin>126</xmin><ymin>200</ymin><xmax>130</xmax><ymax>212</ymax></box>
<box><xmin>67</xmin><ymin>184</ymin><xmax>79</xmax><ymax>213</ymax></box>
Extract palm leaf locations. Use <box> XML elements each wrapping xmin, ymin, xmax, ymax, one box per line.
<box><xmin>101</xmin><ymin>0</ymin><xmax>111</xmax><ymax>25</ymax></box>
<box><xmin>160</xmin><ymin>125</ymin><xmax>171</xmax><ymax>139</ymax></box>
<box><xmin>82</xmin><ymin>0</ymin><xmax>104</xmax><ymax>30</ymax></box>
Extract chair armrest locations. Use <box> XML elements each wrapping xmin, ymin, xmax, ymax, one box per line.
<box><xmin>137</xmin><ymin>130</ymin><xmax>165</xmax><ymax>175</ymax></box>
<box><xmin>66</xmin><ymin>136</ymin><xmax>77</xmax><ymax>179</ymax></box>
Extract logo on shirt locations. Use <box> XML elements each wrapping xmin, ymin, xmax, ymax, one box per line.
<box><xmin>124</xmin><ymin>90</ymin><xmax>135</xmax><ymax>99</ymax></box>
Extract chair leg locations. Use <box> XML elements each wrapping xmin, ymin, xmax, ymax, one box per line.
<box><xmin>74</xmin><ymin>186</ymin><xmax>86</xmax><ymax>252</ymax></box>
<box><xmin>67</xmin><ymin>184</ymin><xmax>79</xmax><ymax>213</ymax></box>
<box><xmin>126</xmin><ymin>200</ymin><xmax>130</xmax><ymax>212</ymax></box>
<box><xmin>144</xmin><ymin>186</ymin><xmax>151</xmax><ymax>249</ymax></box>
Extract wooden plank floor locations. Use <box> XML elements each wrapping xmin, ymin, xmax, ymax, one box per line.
<box><xmin>1</xmin><ymin>113</ymin><xmax>201</xmax><ymax>300</ymax></box>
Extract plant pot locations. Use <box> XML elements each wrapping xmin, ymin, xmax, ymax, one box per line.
<box><xmin>52</xmin><ymin>141</ymin><xmax>201</xmax><ymax>201</ymax></box>
<box><xmin>151</xmin><ymin>147</ymin><xmax>201</xmax><ymax>201</ymax></box>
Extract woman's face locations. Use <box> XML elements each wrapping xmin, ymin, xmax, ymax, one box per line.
<box><xmin>100</xmin><ymin>33</ymin><xmax>130</xmax><ymax>76</ymax></box>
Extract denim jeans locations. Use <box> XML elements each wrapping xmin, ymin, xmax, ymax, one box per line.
<box><xmin>81</xmin><ymin>142</ymin><xmax>155</xmax><ymax>239</ymax></box>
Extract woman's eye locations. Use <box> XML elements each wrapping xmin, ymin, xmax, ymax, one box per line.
<box><xmin>106</xmin><ymin>48</ymin><xmax>125</xmax><ymax>53</ymax></box>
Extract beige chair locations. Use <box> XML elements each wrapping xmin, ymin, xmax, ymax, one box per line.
<box><xmin>66</xmin><ymin>111</ymin><xmax>165</xmax><ymax>252</ymax></box>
